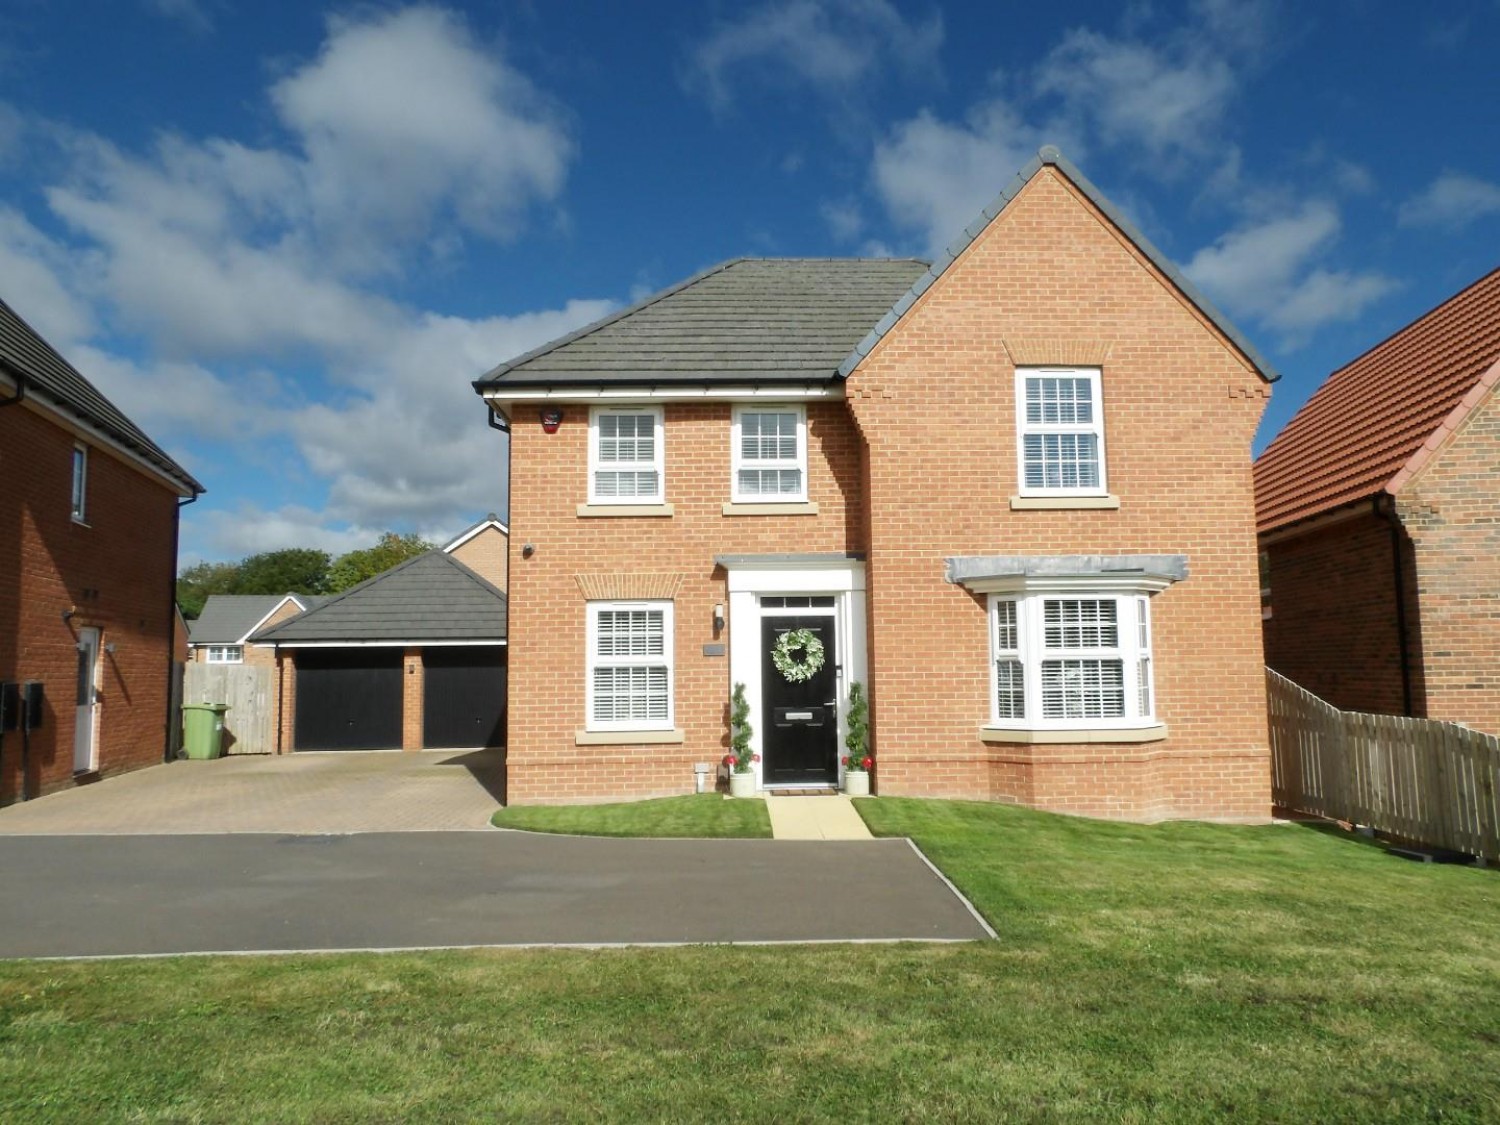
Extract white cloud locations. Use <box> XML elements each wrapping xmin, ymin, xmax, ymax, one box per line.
<box><xmin>143</xmin><ymin>0</ymin><xmax>218</xmax><ymax>33</ymax></box>
<box><xmin>0</xmin><ymin>207</ymin><xmax>96</xmax><ymax>344</ymax></box>
<box><xmin>191</xmin><ymin>505</ymin><xmax>378</xmax><ymax>562</ymax></box>
<box><xmin>870</xmin><ymin>102</ymin><xmax>1047</xmax><ymax>255</ymax></box>
<box><xmin>1185</xmin><ymin>202</ymin><xmax>1397</xmax><ymax>346</ymax></box>
<box><xmin>1398</xmin><ymin>172</ymin><xmax>1500</xmax><ymax>230</ymax></box>
<box><xmin>1035</xmin><ymin>28</ymin><xmax>1235</xmax><ymax>162</ymax></box>
<box><xmin>820</xmin><ymin>198</ymin><xmax>865</xmax><ymax>242</ymax></box>
<box><xmin>687</xmin><ymin>0</ymin><xmax>942</xmax><ymax>108</ymax></box>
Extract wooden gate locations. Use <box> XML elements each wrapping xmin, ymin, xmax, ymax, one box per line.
<box><xmin>183</xmin><ymin>663</ymin><xmax>275</xmax><ymax>756</ymax></box>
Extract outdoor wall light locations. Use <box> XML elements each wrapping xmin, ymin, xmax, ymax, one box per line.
<box><xmin>61</xmin><ymin>607</ymin><xmax>75</xmax><ymax>622</ymax></box>
<box><xmin>713</xmin><ymin>603</ymin><xmax>725</xmax><ymax>632</ymax></box>
<box><xmin>104</xmin><ymin>643</ymin><xmax>117</xmax><ymax>655</ymax></box>
<box><xmin>521</xmin><ymin>543</ymin><xmax>536</xmax><ymax>558</ymax></box>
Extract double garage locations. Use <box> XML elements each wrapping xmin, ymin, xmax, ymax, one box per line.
<box><xmin>292</xmin><ymin>647</ymin><xmax>506</xmax><ymax>751</ymax></box>
<box><xmin>253</xmin><ymin>551</ymin><xmax>509</xmax><ymax>752</ymax></box>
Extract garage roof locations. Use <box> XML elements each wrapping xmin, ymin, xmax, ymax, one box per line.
<box><xmin>251</xmin><ymin>551</ymin><xmax>507</xmax><ymax>645</ymax></box>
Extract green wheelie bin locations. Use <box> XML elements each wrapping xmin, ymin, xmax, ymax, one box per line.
<box><xmin>182</xmin><ymin>703</ymin><xmax>230</xmax><ymax>760</ymax></box>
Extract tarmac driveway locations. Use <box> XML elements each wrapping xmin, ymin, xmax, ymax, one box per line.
<box><xmin>0</xmin><ymin>833</ymin><xmax>994</xmax><ymax>957</ymax></box>
<box><xmin>0</xmin><ymin>749</ymin><xmax>505</xmax><ymax>835</ymax></box>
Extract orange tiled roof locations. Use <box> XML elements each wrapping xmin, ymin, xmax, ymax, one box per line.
<box><xmin>1254</xmin><ymin>267</ymin><xmax>1500</xmax><ymax>534</ymax></box>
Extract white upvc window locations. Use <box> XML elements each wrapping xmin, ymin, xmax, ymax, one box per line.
<box><xmin>589</xmin><ymin>407</ymin><xmax>664</xmax><ymax>504</ymax></box>
<box><xmin>586</xmin><ymin>601</ymin><xmax>674</xmax><ymax>731</ymax></box>
<box><xmin>988</xmin><ymin>591</ymin><xmax>1155</xmax><ymax>730</ymax></box>
<box><xmin>205</xmin><ymin>645</ymin><xmax>244</xmax><ymax>664</ymax></box>
<box><xmin>71</xmin><ymin>444</ymin><xmax>88</xmax><ymax>522</ymax></box>
<box><xmin>731</xmin><ymin>404</ymin><xmax>807</xmax><ymax>502</ymax></box>
<box><xmin>1016</xmin><ymin>367</ymin><xmax>1107</xmax><ymax>495</ymax></box>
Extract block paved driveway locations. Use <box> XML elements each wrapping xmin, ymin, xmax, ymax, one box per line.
<box><xmin>0</xmin><ymin>749</ymin><xmax>507</xmax><ymax>835</ymax></box>
<box><xmin>0</xmin><ymin>751</ymin><xmax>993</xmax><ymax>957</ymax></box>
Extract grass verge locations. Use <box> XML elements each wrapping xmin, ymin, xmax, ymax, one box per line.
<box><xmin>2</xmin><ymin>799</ymin><xmax>1496</xmax><ymax>1122</ymax></box>
<box><xmin>490</xmin><ymin>792</ymin><xmax>772</xmax><ymax>838</ymax></box>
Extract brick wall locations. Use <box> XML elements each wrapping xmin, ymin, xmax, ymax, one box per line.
<box><xmin>844</xmin><ymin>167</ymin><xmax>1271</xmax><ymax>821</ymax></box>
<box><xmin>1261</xmin><ymin>509</ymin><xmax>1419</xmax><ymax>717</ymax></box>
<box><xmin>402</xmin><ymin>647</ymin><xmax>424</xmax><ymax>750</ymax></box>
<box><xmin>506</xmin><ymin>400</ymin><xmax>863</xmax><ymax>803</ymax></box>
<box><xmin>1394</xmin><ymin>383</ymin><xmax>1500</xmax><ymax>733</ymax></box>
<box><xmin>0</xmin><ymin>402</ymin><xmax>180</xmax><ymax>803</ymax></box>
<box><xmin>449</xmin><ymin>525</ymin><xmax>508</xmax><ymax>590</ymax></box>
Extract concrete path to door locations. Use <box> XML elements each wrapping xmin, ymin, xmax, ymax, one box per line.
<box><xmin>0</xmin><ymin>833</ymin><xmax>995</xmax><ymax>957</ymax></box>
<box><xmin>0</xmin><ymin>749</ymin><xmax>504</xmax><ymax>835</ymax></box>
<box><xmin>763</xmin><ymin>793</ymin><xmax>873</xmax><ymax>839</ymax></box>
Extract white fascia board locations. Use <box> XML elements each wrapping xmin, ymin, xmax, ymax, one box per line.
<box><xmin>484</xmin><ymin>384</ymin><xmax>843</xmax><ymax>408</ymax></box>
<box><xmin>443</xmin><ymin>519</ymin><xmax>510</xmax><ymax>552</ymax></box>
<box><xmin>274</xmin><ymin>639</ymin><xmax>507</xmax><ymax>648</ymax></box>
<box><xmin>6</xmin><ymin>375</ymin><xmax>197</xmax><ymax>498</ymax></box>
<box><xmin>237</xmin><ymin>595</ymin><xmax>310</xmax><ymax>643</ymax></box>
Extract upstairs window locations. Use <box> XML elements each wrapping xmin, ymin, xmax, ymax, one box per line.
<box><xmin>71</xmin><ymin>444</ymin><xmax>88</xmax><ymax>522</ymax></box>
<box><xmin>1016</xmin><ymin>368</ymin><xmax>1106</xmax><ymax>495</ymax></box>
<box><xmin>589</xmin><ymin>407</ymin><xmax>664</xmax><ymax>504</ymax></box>
<box><xmin>205</xmin><ymin>645</ymin><xmax>243</xmax><ymax>664</ymax></box>
<box><xmin>586</xmin><ymin>602</ymin><xmax>674</xmax><ymax>731</ymax></box>
<box><xmin>732</xmin><ymin>405</ymin><xmax>807</xmax><ymax>502</ymax></box>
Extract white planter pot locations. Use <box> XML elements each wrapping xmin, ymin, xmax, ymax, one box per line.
<box><xmin>729</xmin><ymin>771</ymin><xmax>757</xmax><ymax>798</ymax></box>
<box><xmin>842</xmin><ymin>770</ymin><xmax>870</xmax><ymax>797</ymax></box>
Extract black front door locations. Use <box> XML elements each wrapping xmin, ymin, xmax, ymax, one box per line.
<box><xmin>761</xmin><ymin>615</ymin><xmax>838</xmax><ymax>786</ymax></box>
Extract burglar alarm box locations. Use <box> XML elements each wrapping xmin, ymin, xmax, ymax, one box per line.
<box><xmin>0</xmin><ymin>682</ymin><xmax>17</xmax><ymax>732</ymax></box>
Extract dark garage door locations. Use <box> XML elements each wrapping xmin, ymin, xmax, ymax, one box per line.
<box><xmin>294</xmin><ymin>649</ymin><xmax>403</xmax><ymax>750</ymax></box>
<box><xmin>423</xmin><ymin>646</ymin><xmax>507</xmax><ymax>749</ymax></box>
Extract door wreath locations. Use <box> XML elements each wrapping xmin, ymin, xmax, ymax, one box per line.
<box><xmin>771</xmin><ymin>628</ymin><xmax>825</xmax><ymax>683</ymax></box>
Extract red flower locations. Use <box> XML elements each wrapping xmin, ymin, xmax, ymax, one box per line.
<box><xmin>841</xmin><ymin>755</ymin><xmax>849</xmax><ymax>766</ymax></box>
<box><xmin>861</xmin><ymin>756</ymin><xmax>873</xmax><ymax>770</ymax></box>
<box><xmin>722</xmin><ymin>754</ymin><xmax>735</xmax><ymax>767</ymax></box>
<box><xmin>752</xmin><ymin>753</ymin><xmax>761</xmax><ymax>762</ymax></box>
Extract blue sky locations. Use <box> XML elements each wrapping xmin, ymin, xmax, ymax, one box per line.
<box><xmin>2</xmin><ymin>0</ymin><xmax>1497</xmax><ymax>562</ymax></box>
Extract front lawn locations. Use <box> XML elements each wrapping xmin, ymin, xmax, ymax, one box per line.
<box><xmin>2</xmin><ymin>800</ymin><xmax>1496</xmax><ymax>1122</ymax></box>
<box><xmin>490</xmin><ymin>793</ymin><xmax>772</xmax><ymax>837</ymax></box>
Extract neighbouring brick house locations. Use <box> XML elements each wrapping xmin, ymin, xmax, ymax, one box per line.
<box><xmin>1</xmin><ymin>297</ymin><xmax>202</xmax><ymax>804</ymax></box>
<box><xmin>476</xmin><ymin>147</ymin><xmax>1276</xmax><ymax>820</ymax></box>
<box><xmin>188</xmin><ymin>594</ymin><xmax>321</xmax><ymax>668</ymax></box>
<box><xmin>1256</xmin><ymin>267</ymin><xmax>1500</xmax><ymax>733</ymax></box>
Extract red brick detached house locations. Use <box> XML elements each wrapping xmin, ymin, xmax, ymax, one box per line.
<box><xmin>1256</xmin><ymin>267</ymin><xmax>1500</xmax><ymax>734</ymax></box>
<box><xmin>477</xmin><ymin>148</ymin><xmax>1276</xmax><ymax>820</ymax></box>
<box><xmin>1</xmin><ymin>298</ymin><xmax>202</xmax><ymax>804</ymax></box>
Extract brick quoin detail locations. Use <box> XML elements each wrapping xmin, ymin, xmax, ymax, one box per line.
<box><xmin>1</xmin><ymin>404</ymin><xmax>180</xmax><ymax>803</ymax></box>
<box><xmin>502</xmin><ymin>167</ymin><xmax>1273</xmax><ymax>820</ymax></box>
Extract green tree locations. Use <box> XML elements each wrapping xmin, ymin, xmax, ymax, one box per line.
<box><xmin>176</xmin><ymin>560</ymin><xmax>240</xmax><ymax>620</ymax></box>
<box><xmin>327</xmin><ymin>532</ymin><xmax>435</xmax><ymax>593</ymax></box>
<box><xmin>232</xmin><ymin>548</ymin><xmax>331</xmax><ymax>597</ymax></box>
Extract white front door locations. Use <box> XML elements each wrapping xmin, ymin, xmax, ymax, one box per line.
<box><xmin>74</xmin><ymin>627</ymin><xmax>100</xmax><ymax>772</ymax></box>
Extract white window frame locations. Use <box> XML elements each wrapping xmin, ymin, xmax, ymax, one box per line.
<box><xmin>1015</xmin><ymin>367</ymin><xmax>1107</xmax><ymax>496</ymax></box>
<box><xmin>987</xmin><ymin>589</ymin><xmax>1155</xmax><ymax>731</ymax></box>
<box><xmin>71</xmin><ymin>443</ymin><xmax>88</xmax><ymax>523</ymax></box>
<box><xmin>204</xmin><ymin>645</ymin><xmax>244</xmax><ymax>664</ymax></box>
<box><xmin>585</xmin><ymin>601</ymin><xmax>675</xmax><ymax>732</ymax></box>
<box><xmin>731</xmin><ymin>404</ymin><xmax>808</xmax><ymax>503</ymax></box>
<box><xmin>588</xmin><ymin>406</ymin><xmax>665</xmax><ymax>505</ymax></box>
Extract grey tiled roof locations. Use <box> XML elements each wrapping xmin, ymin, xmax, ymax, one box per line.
<box><xmin>251</xmin><ymin>552</ymin><xmax>507</xmax><ymax>644</ymax></box>
<box><xmin>190</xmin><ymin>595</ymin><xmax>314</xmax><ymax>644</ymax></box>
<box><xmin>0</xmin><ymin>297</ymin><xmax>202</xmax><ymax>493</ymax></box>
<box><xmin>475</xmin><ymin>258</ymin><xmax>929</xmax><ymax>387</ymax></box>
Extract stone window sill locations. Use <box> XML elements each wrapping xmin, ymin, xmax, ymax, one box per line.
<box><xmin>979</xmin><ymin>724</ymin><xmax>1167</xmax><ymax>744</ymax></box>
<box><xmin>1009</xmin><ymin>495</ymin><xmax>1121</xmax><ymax>510</ymax></box>
<box><xmin>576</xmin><ymin>503</ymin><xmax>674</xmax><ymax>518</ymax></box>
<box><xmin>575</xmin><ymin>728</ymin><xmax>685</xmax><ymax>746</ymax></box>
<box><xmin>721</xmin><ymin>501</ymin><xmax>819</xmax><ymax>516</ymax></box>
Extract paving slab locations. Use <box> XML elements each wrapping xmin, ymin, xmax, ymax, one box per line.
<box><xmin>0</xmin><ymin>833</ymin><xmax>993</xmax><ymax>957</ymax></box>
<box><xmin>764</xmin><ymin>793</ymin><xmax>873</xmax><ymax>839</ymax></box>
<box><xmin>0</xmin><ymin>749</ymin><xmax>505</xmax><ymax>835</ymax></box>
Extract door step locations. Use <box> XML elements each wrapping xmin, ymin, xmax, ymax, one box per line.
<box><xmin>766</xmin><ymin>788</ymin><xmax>837</xmax><ymax>797</ymax></box>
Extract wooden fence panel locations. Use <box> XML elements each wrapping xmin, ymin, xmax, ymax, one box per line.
<box><xmin>1266</xmin><ymin>669</ymin><xmax>1500</xmax><ymax>862</ymax></box>
<box><xmin>182</xmin><ymin>663</ymin><xmax>276</xmax><ymax>756</ymax></box>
